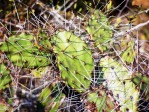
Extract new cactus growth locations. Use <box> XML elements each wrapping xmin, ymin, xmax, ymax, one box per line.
<box><xmin>0</xmin><ymin>33</ymin><xmax>51</xmax><ymax>68</ymax></box>
<box><xmin>100</xmin><ymin>57</ymin><xmax>139</xmax><ymax>111</ymax></box>
<box><xmin>52</xmin><ymin>31</ymin><xmax>94</xmax><ymax>92</ymax></box>
<box><xmin>86</xmin><ymin>10</ymin><xmax>113</xmax><ymax>51</ymax></box>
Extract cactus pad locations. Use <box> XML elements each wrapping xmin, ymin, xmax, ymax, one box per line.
<box><xmin>52</xmin><ymin>31</ymin><xmax>94</xmax><ymax>92</ymax></box>
<box><xmin>39</xmin><ymin>83</ymin><xmax>65</xmax><ymax>112</ymax></box>
<box><xmin>0</xmin><ymin>33</ymin><xmax>51</xmax><ymax>68</ymax></box>
<box><xmin>86</xmin><ymin>10</ymin><xmax>113</xmax><ymax>51</ymax></box>
<box><xmin>100</xmin><ymin>57</ymin><xmax>139</xmax><ymax>111</ymax></box>
<box><xmin>120</xmin><ymin>39</ymin><xmax>136</xmax><ymax>64</ymax></box>
<box><xmin>85</xmin><ymin>87</ymin><xmax>115</xmax><ymax>112</ymax></box>
<box><xmin>0</xmin><ymin>102</ymin><xmax>13</xmax><ymax>112</ymax></box>
<box><xmin>0</xmin><ymin>63</ymin><xmax>11</xmax><ymax>90</ymax></box>
<box><xmin>132</xmin><ymin>73</ymin><xmax>149</xmax><ymax>100</ymax></box>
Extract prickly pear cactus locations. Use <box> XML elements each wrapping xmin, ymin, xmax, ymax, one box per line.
<box><xmin>0</xmin><ymin>63</ymin><xmax>9</xmax><ymax>76</ymax></box>
<box><xmin>132</xmin><ymin>73</ymin><xmax>149</xmax><ymax>100</ymax></box>
<box><xmin>52</xmin><ymin>31</ymin><xmax>94</xmax><ymax>92</ymax></box>
<box><xmin>100</xmin><ymin>57</ymin><xmax>139</xmax><ymax>111</ymax></box>
<box><xmin>38</xmin><ymin>31</ymin><xmax>52</xmax><ymax>51</ymax></box>
<box><xmin>0</xmin><ymin>63</ymin><xmax>11</xmax><ymax>90</ymax></box>
<box><xmin>86</xmin><ymin>10</ymin><xmax>113</xmax><ymax>51</ymax></box>
<box><xmin>0</xmin><ymin>102</ymin><xmax>13</xmax><ymax>112</ymax></box>
<box><xmin>31</xmin><ymin>66</ymin><xmax>50</xmax><ymax>78</ymax></box>
<box><xmin>85</xmin><ymin>87</ymin><xmax>115</xmax><ymax>112</ymax></box>
<box><xmin>0</xmin><ymin>62</ymin><xmax>13</xmax><ymax>112</ymax></box>
<box><xmin>0</xmin><ymin>33</ymin><xmax>51</xmax><ymax>68</ymax></box>
<box><xmin>39</xmin><ymin>82</ymin><xmax>65</xmax><ymax>112</ymax></box>
<box><xmin>120</xmin><ymin>37</ymin><xmax>136</xmax><ymax>64</ymax></box>
<box><xmin>121</xmin><ymin>46</ymin><xmax>136</xmax><ymax>64</ymax></box>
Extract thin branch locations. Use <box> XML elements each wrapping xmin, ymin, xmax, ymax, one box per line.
<box><xmin>114</xmin><ymin>20</ymin><xmax>149</xmax><ymax>37</ymax></box>
<box><xmin>36</xmin><ymin>0</ymin><xmax>84</xmax><ymax>33</ymax></box>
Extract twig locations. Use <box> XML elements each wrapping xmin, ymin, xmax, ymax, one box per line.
<box><xmin>36</xmin><ymin>0</ymin><xmax>84</xmax><ymax>33</ymax></box>
<box><xmin>114</xmin><ymin>20</ymin><xmax>149</xmax><ymax>37</ymax></box>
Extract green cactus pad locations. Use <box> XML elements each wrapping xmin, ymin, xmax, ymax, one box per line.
<box><xmin>86</xmin><ymin>10</ymin><xmax>113</xmax><ymax>51</ymax></box>
<box><xmin>132</xmin><ymin>73</ymin><xmax>149</xmax><ymax>100</ymax></box>
<box><xmin>0</xmin><ymin>102</ymin><xmax>13</xmax><ymax>112</ymax></box>
<box><xmin>100</xmin><ymin>57</ymin><xmax>139</xmax><ymax>111</ymax></box>
<box><xmin>0</xmin><ymin>63</ymin><xmax>11</xmax><ymax>90</ymax></box>
<box><xmin>38</xmin><ymin>31</ymin><xmax>52</xmax><ymax>51</ymax></box>
<box><xmin>0</xmin><ymin>33</ymin><xmax>51</xmax><ymax>68</ymax></box>
<box><xmin>113</xmin><ymin>37</ymin><xmax>136</xmax><ymax>64</ymax></box>
<box><xmin>86</xmin><ymin>88</ymin><xmax>115</xmax><ymax>112</ymax></box>
<box><xmin>52</xmin><ymin>31</ymin><xmax>94</xmax><ymax>92</ymax></box>
<box><xmin>121</xmin><ymin>47</ymin><xmax>136</xmax><ymax>63</ymax></box>
<box><xmin>121</xmin><ymin>40</ymin><xmax>136</xmax><ymax>64</ymax></box>
<box><xmin>0</xmin><ymin>63</ymin><xmax>10</xmax><ymax>76</ymax></box>
<box><xmin>31</xmin><ymin>66</ymin><xmax>49</xmax><ymax>78</ymax></box>
<box><xmin>39</xmin><ymin>83</ymin><xmax>65</xmax><ymax>112</ymax></box>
